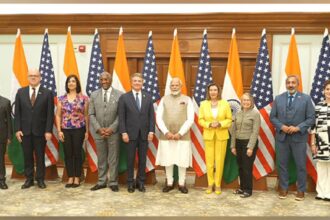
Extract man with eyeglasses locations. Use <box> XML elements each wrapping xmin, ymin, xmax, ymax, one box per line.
<box><xmin>14</xmin><ymin>68</ymin><xmax>54</xmax><ymax>189</ymax></box>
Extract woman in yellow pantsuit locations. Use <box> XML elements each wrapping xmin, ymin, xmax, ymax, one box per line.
<box><xmin>198</xmin><ymin>83</ymin><xmax>232</xmax><ymax>195</ymax></box>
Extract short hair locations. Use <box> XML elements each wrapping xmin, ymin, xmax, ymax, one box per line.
<box><xmin>65</xmin><ymin>74</ymin><xmax>81</xmax><ymax>94</ymax></box>
<box><xmin>206</xmin><ymin>83</ymin><xmax>221</xmax><ymax>100</ymax></box>
<box><xmin>240</xmin><ymin>92</ymin><xmax>255</xmax><ymax>110</ymax></box>
<box><xmin>100</xmin><ymin>71</ymin><xmax>112</xmax><ymax>80</ymax></box>
<box><xmin>323</xmin><ymin>80</ymin><xmax>330</xmax><ymax>90</ymax></box>
<box><xmin>286</xmin><ymin>74</ymin><xmax>300</xmax><ymax>85</ymax></box>
<box><xmin>131</xmin><ymin>72</ymin><xmax>143</xmax><ymax>80</ymax></box>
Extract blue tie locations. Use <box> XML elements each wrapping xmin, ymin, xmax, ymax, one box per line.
<box><xmin>288</xmin><ymin>95</ymin><xmax>294</xmax><ymax>107</ymax></box>
<box><xmin>135</xmin><ymin>93</ymin><xmax>141</xmax><ymax>111</ymax></box>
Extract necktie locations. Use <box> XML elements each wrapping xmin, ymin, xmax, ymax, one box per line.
<box><xmin>104</xmin><ymin>90</ymin><xmax>108</xmax><ymax>103</ymax></box>
<box><xmin>135</xmin><ymin>92</ymin><xmax>141</xmax><ymax>111</ymax></box>
<box><xmin>288</xmin><ymin>95</ymin><xmax>293</xmax><ymax>107</ymax></box>
<box><xmin>31</xmin><ymin>88</ymin><xmax>36</xmax><ymax>106</ymax></box>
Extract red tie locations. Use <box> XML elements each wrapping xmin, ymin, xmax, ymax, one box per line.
<box><xmin>31</xmin><ymin>88</ymin><xmax>36</xmax><ymax>106</ymax></box>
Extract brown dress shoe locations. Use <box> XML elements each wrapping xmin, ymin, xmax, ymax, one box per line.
<box><xmin>278</xmin><ymin>189</ymin><xmax>288</xmax><ymax>199</ymax></box>
<box><xmin>295</xmin><ymin>191</ymin><xmax>305</xmax><ymax>201</ymax></box>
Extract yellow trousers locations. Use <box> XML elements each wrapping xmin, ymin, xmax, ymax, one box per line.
<box><xmin>204</xmin><ymin>137</ymin><xmax>227</xmax><ymax>187</ymax></box>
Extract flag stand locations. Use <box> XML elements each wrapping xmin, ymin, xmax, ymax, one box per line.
<box><xmin>10</xmin><ymin>167</ymin><xmax>25</xmax><ymax>179</ymax></box>
<box><xmin>145</xmin><ymin>170</ymin><xmax>157</xmax><ymax>185</ymax></box>
<box><xmin>194</xmin><ymin>174</ymin><xmax>208</xmax><ymax>188</ymax></box>
<box><xmin>45</xmin><ymin>165</ymin><xmax>59</xmax><ymax>180</ymax></box>
<box><xmin>85</xmin><ymin>167</ymin><xmax>98</xmax><ymax>183</ymax></box>
<box><xmin>118</xmin><ymin>171</ymin><xmax>127</xmax><ymax>184</ymax></box>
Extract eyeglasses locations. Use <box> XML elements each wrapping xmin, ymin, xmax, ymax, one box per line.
<box><xmin>28</xmin><ymin>75</ymin><xmax>40</xmax><ymax>78</ymax></box>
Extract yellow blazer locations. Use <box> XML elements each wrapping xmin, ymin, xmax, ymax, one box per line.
<box><xmin>198</xmin><ymin>99</ymin><xmax>232</xmax><ymax>141</ymax></box>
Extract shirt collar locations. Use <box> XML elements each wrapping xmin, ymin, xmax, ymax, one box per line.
<box><xmin>30</xmin><ymin>84</ymin><xmax>41</xmax><ymax>93</ymax></box>
<box><xmin>287</xmin><ymin>91</ymin><xmax>297</xmax><ymax>98</ymax></box>
<box><xmin>102</xmin><ymin>87</ymin><xmax>112</xmax><ymax>94</ymax></box>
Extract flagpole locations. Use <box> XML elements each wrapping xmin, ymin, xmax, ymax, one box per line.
<box><xmin>148</xmin><ymin>30</ymin><xmax>152</xmax><ymax>38</ymax></box>
<box><xmin>94</xmin><ymin>28</ymin><xmax>98</xmax><ymax>35</ymax></box>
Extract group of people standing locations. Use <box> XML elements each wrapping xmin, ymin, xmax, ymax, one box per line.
<box><xmin>0</xmin><ymin>69</ymin><xmax>329</xmax><ymax>202</ymax></box>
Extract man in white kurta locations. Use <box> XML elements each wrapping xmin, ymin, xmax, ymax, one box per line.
<box><xmin>155</xmin><ymin>77</ymin><xmax>194</xmax><ymax>194</ymax></box>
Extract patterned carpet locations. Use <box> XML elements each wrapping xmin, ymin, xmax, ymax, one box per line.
<box><xmin>0</xmin><ymin>168</ymin><xmax>329</xmax><ymax>216</ymax></box>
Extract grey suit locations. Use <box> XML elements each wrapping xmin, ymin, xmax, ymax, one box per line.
<box><xmin>270</xmin><ymin>91</ymin><xmax>315</xmax><ymax>192</ymax></box>
<box><xmin>89</xmin><ymin>87</ymin><xmax>122</xmax><ymax>186</ymax></box>
<box><xmin>0</xmin><ymin>96</ymin><xmax>13</xmax><ymax>181</ymax></box>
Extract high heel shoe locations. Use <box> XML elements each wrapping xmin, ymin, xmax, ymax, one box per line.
<box><xmin>206</xmin><ymin>185</ymin><xmax>213</xmax><ymax>194</ymax></box>
<box><xmin>215</xmin><ymin>187</ymin><xmax>221</xmax><ymax>195</ymax></box>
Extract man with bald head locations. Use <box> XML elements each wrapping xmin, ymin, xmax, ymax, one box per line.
<box><xmin>270</xmin><ymin>75</ymin><xmax>315</xmax><ymax>201</ymax></box>
<box><xmin>155</xmin><ymin>77</ymin><xmax>194</xmax><ymax>194</ymax></box>
<box><xmin>89</xmin><ymin>71</ymin><xmax>122</xmax><ymax>192</ymax></box>
<box><xmin>14</xmin><ymin>68</ymin><xmax>54</xmax><ymax>189</ymax></box>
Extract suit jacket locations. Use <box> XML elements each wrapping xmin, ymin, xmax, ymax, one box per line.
<box><xmin>270</xmin><ymin>91</ymin><xmax>315</xmax><ymax>143</ymax></box>
<box><xmin>14</xmin><ymin>86</ymin><xmax>54</xmax><ymax>136</ymax></box>
<box><xmin>0</xmin><ymin>96</ymin><xmax>13</xmax><ymax>143</ymax></box>
<box><xmin>89</xmin><ymin>87</ymin><xmax>122</xmax><ymax>139</ymax></box>
<box><xmin>118</xmin><ymin>91</ymin><xmax>155</xmax><ymax>140</ymax></box>
<box><xmin>198</xmin><ymin>99</ymin><xmax>232</xmax><ymax>141</ymax></box>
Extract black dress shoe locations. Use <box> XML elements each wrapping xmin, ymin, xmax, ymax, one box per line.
<box><xmin>127</xmin><ymin>185</ymin><xmax>135</xmax><ymax>193</ymax></box>
<box><xmin>178</xmin><ymin>185</ymin><xmax>188</xmax><ymax>194</ymax></box>
<box><xmin>65</xmin><ymin>183</ymin><xmax>73</xmax><ymax>188</ymax></box>
<box><xmin>90</xmin><ymin>184</ymin><xmax>106</xmax><ymax>191</ymax></box>
<box><xmin>21</xmin><ymin>180</ymin><xmax>34</xmax><ymax>189</ymax></box>
<box><xmin>315</xmin><ymin>196</ymin><xmax>323</xmax><ymax>200</ymax></box>
<box><xmin>138</xmin><ymin>185</ymin><xmax>146</xmax><ymax>192</ymax></box>
<box><xmin>0</xmin><ymin>181</ymin><xmax>8</xmax><ymax>190</ymax></box>
<box><xmin>240</xmin><ymin>192</ymin><xmax>252</xmax><ymax>198</ymax></box>
<box><xmin>163</xmin><ymin>185</ymin><xmax>174</xmax><ymax>193</ymax></box>
<box><xmin>72</xmin><ymin>183</ymin><xmax>80</xmax><ymax>188</ymax></box>
<box><xmin>110</xmin><ymin>185</ymin><xmax>119</xmax><ymax>192</ymax></box>
<box><xmin>324</xmin><ymin>198</ymin><xmax>330</xmax><ymax>202</ymax></box>
<box><xmin>37</xmin><ymin>181</ymin><xmax>46</xmax><ymax>189</ymax></box>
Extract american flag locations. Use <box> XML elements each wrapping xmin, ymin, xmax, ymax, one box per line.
<box><xmin>192</xmin><ymin>29</ymin><xmax>212</xmax><ymax>177</ymax></box>
<box><xmin>39</xmin><ymin>29</ymin><xmax>59</xmax><ymax>167</ymax></box>
<box><xmin>310</xmin><ymin>29</ymin><xmax>330</xmax><ymax>104</ymax></box>
<box><xmin>142</xmin><ymin>31</ymin><xmax>161</xmax><ymax>172</ymax></box>
<box><xmin>250</xmin><ymin>29</ymin><xmax>276</xmax><ymax>179</ymax></box>
<box><xmin>307</xmin><ymin>28</ymin><xmax>330</xmax><ymax>183</ymax></box>
<box><xmin>85</xmin><ymin>29</ymin><xmax>105</xmax><ymax>172</ymax></box>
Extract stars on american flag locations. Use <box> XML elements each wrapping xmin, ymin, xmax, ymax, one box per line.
<box><xmin>142</xmin><ymin>31</ymin><xmax>160</xmax><ymax>102</ymax></box>
<box><xmin>194</xmin><ymin>29</ymin><xmax>213</xmax><ymax>106</ymax></box>
<box><xmin>251</xmin><ymin>30</ymin><xmax>273</xmax><ymax>109</ymax></box>
<box><xmin>310</xmin><ymin>28</ymin><xmax>330</xmax><ymax>104</ymax></box>
<box><xmin>86</xmin><ymin>29</ymin><xmax>104</xmax><ymax>96</ymax></box>
<box><xmin>40</xmin><ymin>31</ymin><xmax>56</xmax><ymax>96</ymax></box>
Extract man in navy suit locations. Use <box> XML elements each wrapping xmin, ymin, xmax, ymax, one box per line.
<box><xmin>14</xmin><ymin>68</ymin><xmax>54</xmax><ymax>189</ymax></box>
<box><xmin>270</xmin><ymin>75</ymin><xmax>315</xmax><ymax>201</ymax></box>
<box><xmin>0</xmin><ymin>95</ymin><xmax>13</xmax><ymax>189</ymax></box>
<box><xmin>118</xmin><ymin>72</ymin><xmax>155</xmax><ymax>193</ymax></box>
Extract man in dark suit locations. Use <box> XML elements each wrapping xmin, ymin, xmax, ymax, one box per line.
<box><xmin>0</xmin><ymin>95</ymin><xmax>13</xmax><ymax>189</ymax></box>
<box><xmin>14</xmin><ymin>68</ymin><xmax>54</xmax><ymax>189</ymax></box>
<box><xmin>270</xmin><ymin>75</ymin><xmax>315</xmax><ymax>201</ymax></box>
<box><xmin>118</xmin><ymin>72</ymin><xmax>155</xmax><ymax>193</ymax></box>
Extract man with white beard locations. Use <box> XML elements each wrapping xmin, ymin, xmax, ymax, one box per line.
<box><xmin>155</xmin><ymin>77</ymin><xmax>194</xmax><ymax>194</ymax></box>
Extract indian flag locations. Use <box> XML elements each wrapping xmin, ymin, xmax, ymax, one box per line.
<box><xmin>165</xmin><ymin>29</ymin><xmax>187</xmax><ymax>95</ymax></box>
<box><xmin>7</xmin><ymin>29</ymin><xmax>29</xmax><ymax>174</ymax></box>
<box><xmin>112</xmin><ymin>27</ymin><xmax>131</xmax><ymax>173</ymax></box>
<box><xmin>63</xmin><ymin>26</ymin><xmax>79</xmax><ymax>79</ymax></box>
<box><xmin>221</xmin><ymin>28</ymin><xmax>243</xmax><ymax>183</ymax></box>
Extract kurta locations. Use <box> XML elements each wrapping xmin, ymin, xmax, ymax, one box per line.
<box><xmin>155</xmin><ymin>94</ymin><xmax>194</xmax><ymax>168</ymax></box>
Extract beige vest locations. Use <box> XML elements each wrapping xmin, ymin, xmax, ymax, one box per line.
<box><xmin>159</xmin><ymin>94</ymin><xmax>191</xmax><ymax>141</ymax></box>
